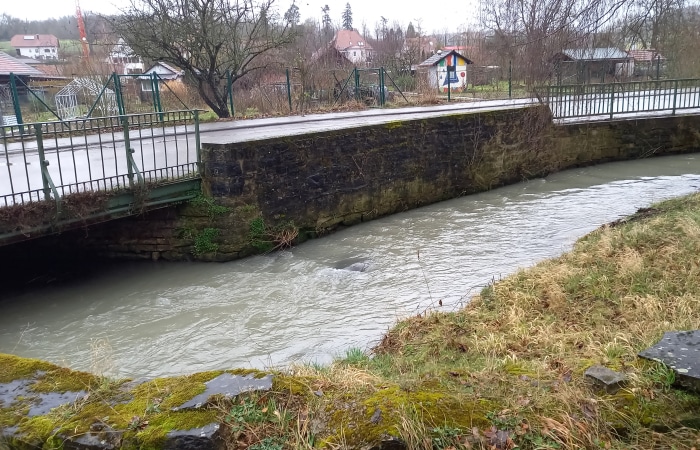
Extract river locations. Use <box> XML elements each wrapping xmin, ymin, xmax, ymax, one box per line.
<box><xmin>1</xmin><ymin>154</ymin><xmax>699</xmax><ymax>378</ymax></box>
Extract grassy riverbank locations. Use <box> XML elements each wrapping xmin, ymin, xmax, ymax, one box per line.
<box><xmin>2</xmin><ymin>192</ymin><xmax>700</xmax><ymax>449</ymax></box>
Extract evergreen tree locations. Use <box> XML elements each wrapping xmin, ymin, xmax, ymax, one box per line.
<box><xmin>284</xmin><ymin>2</ymin><xmax>300</xmax><ymax>26</ymax></box>
<box><xmin>342</xmin><ymin>3</ymin><xmax>353</xmax><ymax>30</ymax></box>
<box><xmin>321</xmin><ymin>4</ymin><xmax>332</xmax><ymax>33</ymax></box>
<box><xmin>406</xmin><ymin>22</ymin><xmax>417</xmax><ymax>38</ymax></box>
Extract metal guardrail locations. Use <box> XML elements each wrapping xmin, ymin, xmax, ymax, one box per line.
<box><xmin>541</xmin><ymin>78</ymin><xmax>700</xmax><ymax>120</ymax></box>
<box><xmin>1</xmin><ymin>110</ymin><xmax>201</xmax><ymax>208</ymax></box>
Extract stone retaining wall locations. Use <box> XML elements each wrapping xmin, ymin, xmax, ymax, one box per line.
<box><xmin>10</xmin><ymin>107</ymin><xmax>699</xmax><ymax>262</ymax></box>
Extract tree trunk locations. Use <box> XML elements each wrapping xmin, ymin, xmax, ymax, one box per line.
<box><xmin>197</xmin><ymin>79</ymin><xmax>230</xmax><ymax>118</ymax></box>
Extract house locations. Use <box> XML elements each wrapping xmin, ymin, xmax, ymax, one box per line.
<box><xmin>139</xmin><ymin>62</ymin><xmax>185</xmax><ymax>94</ymax></box>
<box><xmin>9</xmin><ymin>34</ymin><xmax>60</xmax><ymax>60</ymax></box>
<box><xmin>311</xmin><ymin>45</ymin><xmax>354</xmax><ymax>69</ymax></box>
<box><xmin>552</xmin><ymin>48</ymin><xmax>632</xmax><ymax>84</ymax></box>
<box><xmin>108</xmin><ymin>38</ymin><xmax>145</xmax><ymax>75</ymax></box>
<box><xmin>418</xmin><ymin>50</ymin><xmax>473</xmax><ymax>92</ymax></box>
<box><xmin>627</xmin><ymin>49</ymin><xmax>666</xmax><ymax>78</ymax></box>
<box><xmin>330</xmin><ymin>29</ymin><xmax>374</xmax><ymax>66</ymax></box>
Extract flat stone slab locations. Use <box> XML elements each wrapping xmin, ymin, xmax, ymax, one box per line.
<box><xmin>165</xmin><ymin>423</ymin><xmax>223</xmax><ymax>450</ymax></box>
<box><xmin>173</xmin><ymin>373</ymin><xmax>273</xmax><ymax>411</ymax></box>
<box><xmin>584</xmin><ymin>365</ymin><xmax>627</xmax><ymax>393</ymax></box>
<box><xmin>0</xmin><ymin>375</ymin><xmax>87</xmax><ymax>417</ymax></box>
<box><xmin>639</xmin><ymin>330</ymin><xmax>700</xmax><ymax>392</ymax></box>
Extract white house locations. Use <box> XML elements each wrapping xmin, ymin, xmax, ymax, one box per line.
<box><xmin>418</xmin><ymin>50</ymin><xmax>473</xmax><ymax>92</ymax></box>
<box><xmin>10</xmin><ymin>34</ymin><xmax>60</xmax><ymax>60</ymax></box>
<box><xmin>331</xmin><ymin>29</ymin><xmax>374</xmax><ymax>66</ymax></box>
<box><xmin>108</xmin><ymin>38</ymin><xmax>145</xmax><ymax>75</ymax></box>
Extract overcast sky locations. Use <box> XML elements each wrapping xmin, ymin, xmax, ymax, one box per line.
<box><xmin>2</xmin><ymin>0</ymin><xmax>480</xmax><ymax>35</ymax></box>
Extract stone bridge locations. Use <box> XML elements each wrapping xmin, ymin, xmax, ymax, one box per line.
<box><xmin>2</xmin><ymin>97</ymin><xmax>698</xmax><ymax>262</ymax></box>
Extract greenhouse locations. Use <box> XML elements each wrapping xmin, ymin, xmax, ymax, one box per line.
<box><xmin>55</xmin><ymin>77</ymin><xmax>118</xmax><ymax>119</ymax></box>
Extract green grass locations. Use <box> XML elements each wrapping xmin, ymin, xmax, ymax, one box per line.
<box><xmin>0</xmin><ymin>41</ymin><xmax>14</xmax><ymax>53</ymax></box>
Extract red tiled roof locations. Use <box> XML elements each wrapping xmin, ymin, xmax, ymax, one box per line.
<box><xmin>9</xmin><ymin>34</ymin><xmax>60</xmax><ymax>48</ymax></box>
<box><xmin>0</xmin><ymin>52</ymin><xmax>46</xmax><ymax>77</ymax></box>
<box><xmin>332</xmin><ymin>29</ymin><xmax>373</xmax><ymax>51</ymax></box>
<box><xmin>627</xmin><ymin>49</ymin><xmax>666</xmax><ymax>62</ymax></box>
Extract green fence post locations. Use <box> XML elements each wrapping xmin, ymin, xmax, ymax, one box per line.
<box><xmin>113</xmin><ymin>73</ymin><xmax>125</xmax><ymax>116</ymax></box>
<box><xmin>508</xmin><ymin>60</ymin><xmax>512</xmax><ymax>99</ymax></box>
<box><xmin>447</xmin><ymin>66</ymin><xmax>451</xmax><ymax>102</ymax></box>
<box><xmin>150</xmin><ymin>73</ymin><xmax>158</xmax><ymax>115</ymax></box>
<box><xmin>609</xmin><ymin>83</ymin><xmax>615</xmax><ymax>120</ymax></box>
<box><xmin>227</xmin><ymin>70</ymin><xmax>235</xmax><ymax>117</ymax></box>
<box><xmin>194</xmin><ymin>110</ymin><xmax>202</xmax><ymax>174</ymax></box>
<box><xmin>286</xmin><ymin>68</ymin><xmax>293</xmax><ymax>112</ymax></box>
<box><xmin>354</xmin><ymin>68</ymin><xmax>360</xmax><ymax>101</ymax></box>
<box><xmin>379</xmin><ymin>68</ymin><xmax>385</xmax><ymax>107</ymax></box>
<box><xmin>122</xmin><ymin>116</ymin><xmax>134</xmax><ymax>187</ymax></box>
<box><xmin>153</xmin><ymin>74</ymin><xmax>164</xmax><ymax>121</ymax></box>
<box><xmin>34</xmin><ymin>123</ymin><xmax>61</xmax><ymax>213</ymax></box>
<box><xmin>9</xmin><ymin>73</ymin><xmax>24</xmax><ymax>133</ymax></box>
<box><xmin>34</xmin><ymin>124</ymin><xmax>51</xmax><ymax>201</ymax></box>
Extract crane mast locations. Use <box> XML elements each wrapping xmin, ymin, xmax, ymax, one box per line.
<box><xmin>76</xmin><ymin>0</ymin><xmax>89</xmax><ymax>58</ymax></box>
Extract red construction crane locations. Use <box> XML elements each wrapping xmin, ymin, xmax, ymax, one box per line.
<box><xmin>76</xmin><ymin>0</ymin><xmax>89</xmax><ymax>58</ymax></box>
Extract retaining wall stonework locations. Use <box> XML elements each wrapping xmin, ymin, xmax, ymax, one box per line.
<box><xmin>12</xmin><ymin>107</ymin><xmax>700</xmax><ymax>262</ymax></box>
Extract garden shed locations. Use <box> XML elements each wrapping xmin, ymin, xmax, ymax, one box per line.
<box><xmin>418</xmin><ymin>50</ymin><xmax>473</xmax><ymax>92</ymax></box>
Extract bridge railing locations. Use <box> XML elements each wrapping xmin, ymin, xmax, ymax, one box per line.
<box><xmin>0</xmin><ymin>110</ymin><xmax>201</xmax><ymax>208</ymax></box>
<box><xmin>539</xmin><ymin>78</ymin><xmax>700</xmax><ymax>120</ymax></box>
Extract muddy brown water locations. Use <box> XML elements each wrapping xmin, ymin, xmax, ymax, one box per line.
<box><xmin>1</xmin><ymin>154</ymin><xmax>699</xmax><ymax>378</ymax></box>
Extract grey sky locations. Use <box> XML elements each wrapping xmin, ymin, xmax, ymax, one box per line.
<box><xmin>2</xmin><ymin>0</ymin><xmax>480</xmax><ymax>35</ymax></box>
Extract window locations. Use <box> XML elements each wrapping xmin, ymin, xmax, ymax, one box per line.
<box><xmin>44</xmin><ymin>48</ymin><xmax>51</xmax><ymax>53</ymax></box>
<box><xmin>353</xmin><ymin>51</ymin><xmax>356</xmax><ymax>56</ymax></box>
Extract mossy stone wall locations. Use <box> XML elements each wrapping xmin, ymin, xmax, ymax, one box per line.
<box><xmin>15</xmin><ymin>108</ymin><xmax>700</xmax><ymax>262</ymax></box>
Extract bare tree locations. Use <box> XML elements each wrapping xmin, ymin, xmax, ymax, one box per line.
<box><xmin>623</xmin><ymin>0</ymin><xmax>685</xmax><ymax>50</ymax></box>
<box><xmin>480</xmin><ymin>0</ymin><xmax>626</xmax><ymax>85</ymax></box>
<box><xmin>110</xmin><ymin>0</ymin><xmax>297</xmax><ymax>118</ymax></box>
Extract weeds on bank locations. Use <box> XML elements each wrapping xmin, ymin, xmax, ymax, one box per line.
<box><xmin>365</xmin><ymin>192</ymin><xmax>700</xmax><ymax>448</ymax></box>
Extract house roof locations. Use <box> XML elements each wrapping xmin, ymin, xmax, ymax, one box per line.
<box><xmin>418</xmin><ymin>50</ymin><xmax>473</xmax><ymax>67</ymax></box>
<box><xmin>0</xmin><ymin>51</ymin><xmax>46</xmax><ymax>77</ymax></box>
<box><xmin>332</xmin><ymin>29</ymin><xmax>373</xmax><ymax>52</ymax></box>
<box><xmin>142</xmin><ymin>62</ymin><xmax>185</xmax><ymax>80</ymax></box>
<box><xmin>311</xmin><ymin>45</ymin><xmax>353</xmax><ymax>66</ymax></box>
<box><xmin>110</xmin><ymin>37</ymin><xmax>138</xmax><ymax>57</ymax></box>
<box><xmin>559</xmin><ymin>47</ymin><xmax>629</xmax><ymax>61</ymax></box>
<box><xmin>627</xmin><ymin>49</ymin><xmax>666</xmax><ymax>62</ymax></box>
<box><xmin>10</xmin><ymin>34</ymin><xmax>60</xmax><ymax>48</ymax></box>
